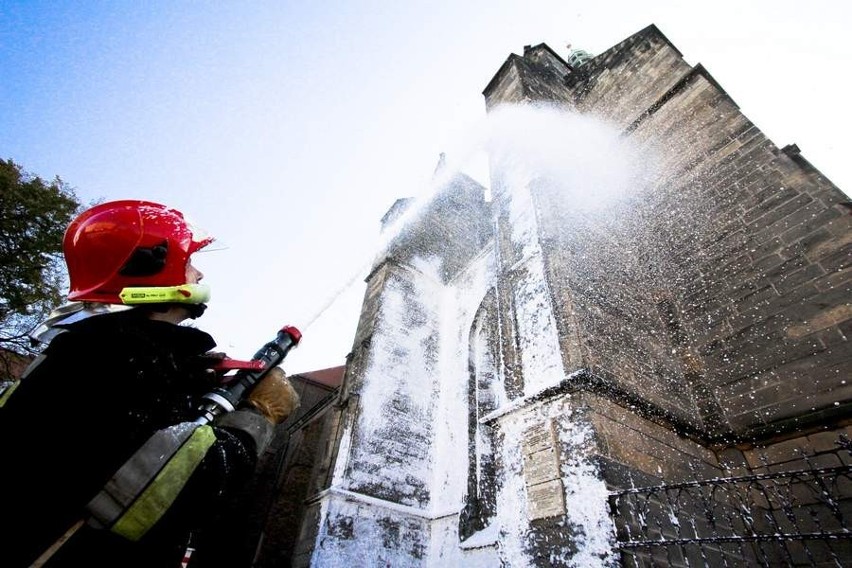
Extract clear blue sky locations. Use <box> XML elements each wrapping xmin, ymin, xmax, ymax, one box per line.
<box><xmin>2</xmin><ymin>1</ymin><xmax>849</xmax><ymax>373</ymax></box>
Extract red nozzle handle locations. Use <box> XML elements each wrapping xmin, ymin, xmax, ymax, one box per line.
<box><xmin>209</xmin><ymin>358</ymin><xmax>266</xmax><ymax>372</ymax></box>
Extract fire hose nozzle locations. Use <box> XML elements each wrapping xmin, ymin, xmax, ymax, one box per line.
<box><xmin>194</xmin><ymin>323</ymin><xmax>302</xmax><ymax>424</ymax></box>
<box><xmin>281</xmin><ymin>325</ymin><xmax>302</xmax><ymax>345</ymax></box>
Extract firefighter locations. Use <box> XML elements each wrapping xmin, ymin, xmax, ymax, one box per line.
<box><xmin>0</xmin><ymin>200</ymin><xmax>300</xmax><ymax>567</ymax></box>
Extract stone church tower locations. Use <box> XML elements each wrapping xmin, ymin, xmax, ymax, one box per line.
<box><xmin>255</xmin><ymin>24</ymin><xmax>850</xmax><ymax>567</ymax></box>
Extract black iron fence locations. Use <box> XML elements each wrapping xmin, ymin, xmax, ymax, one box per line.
<box><xmin>609</xmin><ymin>440</ymin><xmax>852</xmax><ymax>567</ymax></box>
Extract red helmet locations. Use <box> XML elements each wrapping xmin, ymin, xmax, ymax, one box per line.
<box><xmin>64</xmin><ymin>200</ymin><xmax>214</xmax><ymax>305</ymax></box>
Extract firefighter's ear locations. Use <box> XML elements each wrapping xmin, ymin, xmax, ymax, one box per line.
<box><xmin>246</xmin><ymin>367</ymin><xmax>300</xmax><ymax>425</ymax></box>
<box><xmin>119</xmin><ymin>243</ymin><xmax>169</xmax><ymax>276</ymax></box>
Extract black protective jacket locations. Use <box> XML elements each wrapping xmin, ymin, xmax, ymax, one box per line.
<box><xmin>0</xmin><ymin>310</ymin><xmax>269</xmax><ymax>567</ymax></box>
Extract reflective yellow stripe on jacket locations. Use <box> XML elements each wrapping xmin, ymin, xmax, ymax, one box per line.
<box><xmin>87</xmin><ymin>423</ymin><xmax>216</xmax><ymax>541</ymax></box>
<box><xmin>0</xmin><ymin>380</ymin><xmax>20</xmax><ymax>407</ymax></box>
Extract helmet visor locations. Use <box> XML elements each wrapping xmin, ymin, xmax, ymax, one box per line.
<box><xmin>184</xmin><ymin>216</ymin><xmax>227</xmax><ymax>253</ymax></box>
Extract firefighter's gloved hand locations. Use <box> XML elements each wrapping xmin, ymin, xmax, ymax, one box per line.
<box><xmin>246</xmin><ymin>367</ymin><xmax>300</xmax><ymax>424</ymax></box>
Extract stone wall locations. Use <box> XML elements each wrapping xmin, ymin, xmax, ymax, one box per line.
<box><xmin>476</xmin><ymin>22</ymin><xmax>850</xmax><ymax>565</ymax></box>
<box><xmin>289</xmin><ymin>172</ymin><xmax>492</xmax><ymax>565</ymax></box>
<box><xmin>484</xmin><ymin>23</ymin><xmax>851</xmax><ymax>443</ymax></box>
<box><xmin>379</xmin><ymin>172</ymin><xmax>491</xmax><ymax>284</ymax></box>
<box><xmin>282</xmin><ymin>23</ymin><xmax>850</xmax><ymax>566</ymax></box>
<box><xmin>613</xmin><ymin>34</ymin><xmax>850</xmax><ymax>439</ymax></box>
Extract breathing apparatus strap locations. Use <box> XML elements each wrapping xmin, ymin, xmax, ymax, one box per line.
<box><xmin>30</xmin><ymin>422</ymin><xmax>216</xmax><ymax>566</ymax></box>
<box><xmin>86</xmin><ymin>422</ymin><xmax>216</xmax><ymax>541</ymax></box>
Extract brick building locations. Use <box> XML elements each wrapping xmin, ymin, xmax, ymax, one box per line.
<box><xmin>256</xmin><ymin>25</ymin><xmax>851</xmax><ymax>566</ymax></box>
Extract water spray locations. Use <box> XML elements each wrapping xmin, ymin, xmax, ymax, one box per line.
<box><xmin>278</xmin><ymin>103</ymin><xmax>647</xmax><ymax>371</ymax></box>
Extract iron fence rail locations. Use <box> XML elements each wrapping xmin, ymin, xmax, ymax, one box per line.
<box><xmin>608</xmin><ymin>447</ymin><xmax>852</xmax><ymax>567</ymax></box>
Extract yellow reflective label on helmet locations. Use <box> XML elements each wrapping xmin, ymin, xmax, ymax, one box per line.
<box><xmin>119</xmin><ymin>284</ymin><xmax>210</xmax><ymax>305</ymax></box>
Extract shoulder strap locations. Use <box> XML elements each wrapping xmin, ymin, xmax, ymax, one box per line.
<box><xmin>87</xmin><ymin>422</ymin><xmax>217</xmax><ymax>541</ymax></box>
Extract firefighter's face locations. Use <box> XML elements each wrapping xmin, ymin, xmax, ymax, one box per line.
<box><xmin>186</xmin><ymin>261</ymin><xmax>204</xmax><ymax>284</ymax></box>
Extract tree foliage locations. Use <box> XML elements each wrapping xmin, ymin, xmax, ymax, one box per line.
<box><xmin>0</xmin><ymin>158</ymin><xmax>82</xmax><ymax>365</ymax></box>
